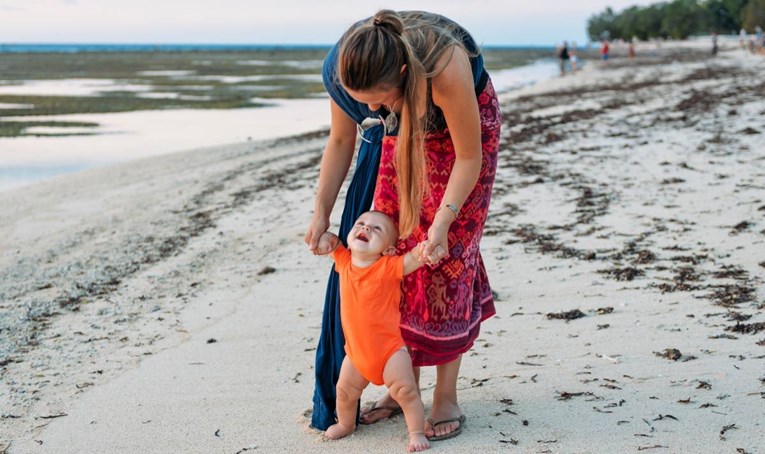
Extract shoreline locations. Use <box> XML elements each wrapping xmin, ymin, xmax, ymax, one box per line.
<box><xmin>0</xmin><ymin>57</ymin><xmax>559</xmax><ymax>193</ymax></box>
<box><xmin>2</xmin><ymin>43</ymin><xmax>765</xmax><ymax>452</ymax></box>
<box><xmin>0</xmin><ymin>99</ymin><xmax>332</xmax><ymax>193</ymax></box>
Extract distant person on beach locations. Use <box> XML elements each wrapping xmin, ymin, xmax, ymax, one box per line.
<box><xmin>739</xmin><ymin>28</ymin><xmax>748</xmax><ymax>50</ymax></box>
<box><xmin>305</xmin><ymin>9</ymin><xmax>500</xmax><ymax>443</ymax></box>
<box><xmin>601</xmin><ymin>39</ymin><xmax>610</xmax><ymax>60</ymax></box>
<box><xmin>570</xmin><ymin>41</ymin><xmax>579</xmax><ymax>72</ymax></box>
<box><xmin>628</xmin><ymin>40</ymin><xmax>636</xmax><ymax>59</ymax></box>
<box><xmin>557</xmin><ymin>40</ymin><xmax>570</xmax><ymax>75</ymax></box>
<box><xmin>711</xmin><ymin>31</ymin><xmax>719</xmax><ymax>56</ymax></box>
<box><xmin>315</xmin><ymin>211</ymin><xmax>430</xmax><ymax>451</ymax></box>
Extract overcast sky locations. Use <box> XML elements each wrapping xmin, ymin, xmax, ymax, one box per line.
<box><xmin>0</xmin><ymin>0</ymin><xmax>656</xmax><ymax>46</ymax></box>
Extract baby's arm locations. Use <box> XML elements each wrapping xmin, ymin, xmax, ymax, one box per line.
<box><xmin>403</xmin><ymin>242</ymin><xmax>427</xmax><ymax>276</ymax></box>
<box><xmin>316</xmin><ymin>231</ymin><xmax>341</xmax><ymax>256</ymax></box>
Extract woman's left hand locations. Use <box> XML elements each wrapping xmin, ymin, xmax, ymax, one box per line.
<box><xmin>422</xmin><ymin>222</ymin><xmax>450</xmax><ymax>265</ymax></box>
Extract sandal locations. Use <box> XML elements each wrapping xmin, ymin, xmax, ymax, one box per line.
<box><xmin>359</xmin><ymin>401</ymin><xmax>403</xmax><ymax>425</ymax></box>
<box><xmin>427</xmin><ymin>414</ymin><xmax>466</xmax><ymax>441</ymax></box>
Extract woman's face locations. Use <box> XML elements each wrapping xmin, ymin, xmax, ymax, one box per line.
<box><xmin>345</xmin><ymin>86</ymin><xmax>403</xmax><ymax>113</ymax></box>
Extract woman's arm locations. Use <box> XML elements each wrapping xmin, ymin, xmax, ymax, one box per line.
<box><xmin>425</xmin><ymin>46</ymin><xmax>482</xmax><ymax>259</ymax></box>
<box><xmin>305</xmin><ymin>98</ymin><xmax>358</xmax><ymax>252</ymax></box>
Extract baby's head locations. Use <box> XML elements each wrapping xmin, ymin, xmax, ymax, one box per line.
<box><xmin>346</xmin><ymin>211</ymin><xmax>399</xmax><ymax>257</ymax></box>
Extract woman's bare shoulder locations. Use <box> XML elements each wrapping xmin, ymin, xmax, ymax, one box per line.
<box><xmin>431</xmin><ymin>46</ymin><xmax>473</xmax><ymax>99</ymax></box>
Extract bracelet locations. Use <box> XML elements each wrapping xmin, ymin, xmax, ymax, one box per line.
<box><xmin>437</xmin><ymin>204</ymin><xmax>459</xmax><ymax>220</ymax></box>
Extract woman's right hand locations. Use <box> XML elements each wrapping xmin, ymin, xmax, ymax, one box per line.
<box><xmin>305</xmin><ymin>214</ymin><xmax>330</xmax><ymax>255</ymax></box>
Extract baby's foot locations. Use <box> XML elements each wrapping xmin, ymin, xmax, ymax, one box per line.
<box><xmin>408</xmin><ymin>431</ymin><xmax>430</xmax><ymax>452</ymax></box>
<box><xmin>325</xmin><ymin>423</ymin><xmax>355</xmax><ymax>440</ymax></box>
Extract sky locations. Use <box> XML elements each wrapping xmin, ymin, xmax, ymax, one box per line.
<box><xmin>0</xmin><ymin>0</ymin><xmax>657</xmax><ymax>46</ymax></box>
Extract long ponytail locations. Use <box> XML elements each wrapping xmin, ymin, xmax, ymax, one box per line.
<box><xmin>338</xmin><ymin>10</ymin><xmax>474</xmax><ymax>238</ymax></box>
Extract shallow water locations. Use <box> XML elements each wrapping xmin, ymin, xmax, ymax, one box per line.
<box><xmin>0</xmin><ymin>60</ymin><xmax>559</xmax><ymax>192</ymax></box>
<box><xmin>0</xmin><ymin>98</ymin><xmax>331</xmax><ymax>191</ymax></box>
<box><xmin>0</xmin><ymin>78</ymin><xmax>154</xmax><ymax>96</ymax></box>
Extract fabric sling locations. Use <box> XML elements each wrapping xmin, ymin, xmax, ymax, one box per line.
<box><xmin>311</xmin><ymin>43</ymin><xmax>385</xmax><ymax>430</ymax></box>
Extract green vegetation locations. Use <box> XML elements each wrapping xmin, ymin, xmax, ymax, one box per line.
<box><xmin>481</xmin><ymin>47</ymin><xmax>557</xmax><ymax>70</ymax></box>
<box><xmin>0</xmin><ymin>47</ymin><xmax>547</xmax><ymax>137</ymax></box>
<box><xmin>0</xmin><ymin>49</ymin><xmax>329</xmax><ymax>136</ymax></box>
<box><xmin>0</xmin><ymin>120</ymin><xmax>99</xmax><ymax>137</ymax></box>
<box><xmin>743</xmin><ymin>0</ymin><xmax>765</xmax><ymax>30</ymax></box>
<box><xmin>0</xmin><ymin>94</ymin><xmax>267</xmax><ymax>117</ymax></box>
<box><xmin>0</xmin><ymin>49</ymin><xmax>330</xmax><ymax>81</ymax></box>
<box><xmin>587</xmin><ymin>0</ymin><xmax>761</xmax><ymax>40</ymax></box>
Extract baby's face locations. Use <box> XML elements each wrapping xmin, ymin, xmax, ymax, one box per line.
<box><xmin>347</xmin><ymin>212</ymin><xmax>397</xmax><ymax>256</ymax></box>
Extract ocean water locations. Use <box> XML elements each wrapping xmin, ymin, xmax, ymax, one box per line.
<box><xmin>0</xmin><ymin>43</ymin><xmax>330</xmax><ymax>53</ymax></box>
<box><xmin>0</xmin><ymin>45</ymin><xmax>561</xmax><ymax>193</ymax></box>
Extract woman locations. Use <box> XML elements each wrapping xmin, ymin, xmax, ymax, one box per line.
<box><xmin>305</xmin><ymin>9</ymin><xmax>501</xmax><ymax>441</ymax></box>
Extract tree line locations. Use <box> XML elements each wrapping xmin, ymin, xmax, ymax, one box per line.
<box><xmin>587</xmin><ymin>0</ymin><xmax>765</xmax><ymax>41</ymax></box>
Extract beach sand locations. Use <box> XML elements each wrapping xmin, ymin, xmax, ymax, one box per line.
<box><xmin>2</xmin><ymin>44</ymin><xmax>764</xmax><ymax>453</ymax></box>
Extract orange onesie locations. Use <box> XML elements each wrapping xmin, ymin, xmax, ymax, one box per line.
<box><xmin>333</xmin><ymin>245</ymin><xmax>407</xmax><ymax>385</ymax></box>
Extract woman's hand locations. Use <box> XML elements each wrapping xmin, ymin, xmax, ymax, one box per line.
<box><xmin>305</xmin><ymin>214</ymin><xmax>330</xmax><ymax>255</ymax></box>
<box><xmin>422</xmin><ymin>212</ymin><xmax>452</xmax><ymax>265</ymax></box>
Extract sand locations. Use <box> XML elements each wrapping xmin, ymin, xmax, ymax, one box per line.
<box><xmin>2</xmin><ymin>43</ymin><xmax>764</xmax><ymax>453</ymax></box>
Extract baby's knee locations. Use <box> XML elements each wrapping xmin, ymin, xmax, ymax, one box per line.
<box><xmin>389</xmin><ymin>381</ymin><xmax>419</xmax><ymax>402</ymax></box>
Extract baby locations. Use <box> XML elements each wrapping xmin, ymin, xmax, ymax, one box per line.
<box><xmin>316</xmin><ymin>210</ymin><xmax>429</xmax><ymax>452</ymax></box>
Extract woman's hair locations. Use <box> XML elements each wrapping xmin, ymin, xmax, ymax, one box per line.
<box><xmin>337</xmin><ymin>10</ymin><xmax>475</xmax><ymax>238</ymax></box>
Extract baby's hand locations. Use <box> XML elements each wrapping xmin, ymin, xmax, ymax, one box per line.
<box><xmin>315</xmin><ymin>232</ymin><xmax>341</xmax><ymax>255</ymax></box>
<box><xmin>403</xmin><ymin>241</ymin><xmax>430</xmax><ymax>275</ymax></box>
<box><xmin>414</xmin><ymin>242</ymin><xmax>429</xmax><ymax>263</ymax></box>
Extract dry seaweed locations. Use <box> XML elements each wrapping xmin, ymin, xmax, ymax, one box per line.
<box><xmin>257</xmin><ymin>266</ymin><xmax>276</xmax><ymax>275</ymax></box>
<box><xmin>725</xmin><ymin>322</ymin><xmax>765</xmax><ymax>335</ymax></box>
<box><xmin>654</xmin><ymin>348</ymin><xmax>682</xmax><ymax>361</ymax></box>
<box><xmin>556</xmin><ymin>391</ymin><xmax>594</xmax><ymax>401</ymax></box>
<box><xmin>546</xmin><ymin>309</ymin><xmax>586</xmax><ymax>320</ymax></box>
<box><xmin>598</xmin><ymin>266</ymin><xmax>644</xmax><ymax>281</ymax></box>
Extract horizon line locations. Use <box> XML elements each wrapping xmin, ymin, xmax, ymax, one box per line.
<box><xmin>0</xmin><ymin>41</ymin><xmax>559</xmax><ymax>49</ymax></box>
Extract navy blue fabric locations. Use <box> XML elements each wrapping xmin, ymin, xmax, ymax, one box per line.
<box><xmin>310</xmin><ymin>26</ymin><xmax>486</xmax><ymax>430</ymax></box>
<box><xmin>311</xmin><ymin>52</ymin><xmax>385</xmax><ymax>427</ymax></box>
<box><xmin>321</xmin><ymin>43</ymin><xmax>378</xmax><ymax>124</ymax></box>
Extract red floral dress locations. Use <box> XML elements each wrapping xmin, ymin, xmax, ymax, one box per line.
<box><xmin>373</xmin><ymin>78</ymin><xmax>502</xmax><ymax>366</ymax></box>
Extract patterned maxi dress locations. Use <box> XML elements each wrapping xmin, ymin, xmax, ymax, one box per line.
<box><xmin>373</xmin><ymin>79</ymin><xmax>501</xmax><ymax>366</ymax></box>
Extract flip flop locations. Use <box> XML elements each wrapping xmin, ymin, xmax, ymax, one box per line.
<box><xmin>359</xmin><ymin>401</ymin><xmax>403</xmax><ymax>425</ymax></box>
<box><xmin>427</xmin><ymin>414</ymin><xmax>466</xmax><ymax>441</ymax></box>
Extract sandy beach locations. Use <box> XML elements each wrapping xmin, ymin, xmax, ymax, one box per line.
<box><xmin>2</xmin><ymin>42</ymin><xmax>764</xmax><ymax>453</ymax></box>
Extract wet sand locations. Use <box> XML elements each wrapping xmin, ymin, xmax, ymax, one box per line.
<box><xmin>1</xmin><ymin>43</ymin><xmax>764</xmax><ymax>453</ymax></box>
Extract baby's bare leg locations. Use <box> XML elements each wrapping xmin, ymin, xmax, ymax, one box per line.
<box><xmin>383</xmin><ymin>349</ymin><xmax>429</xmax><ymax>452</ymax></box>
<box><xmin>326</xmin><ymin>356</ymin><xmax>369</xmax><ymax>440</ymax></box>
